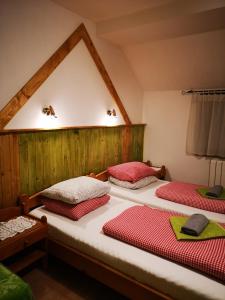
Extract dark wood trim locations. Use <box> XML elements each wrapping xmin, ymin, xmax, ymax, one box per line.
<box><xmin>19</xmin><ymin>194</ymin><xmax>44</xmax><ymax>215</ymax></box>
<box><xmin>0</xmin><ymin>23</ymin><xmax>131</xmax><ymax>129</ymax></box>
<box><xmin>0</xmin><ymin>124</ymin><xmax>145</xmax><ymax>135</ymax></box>
<box><xmin>122</xmin><ymin>126</ymin><xmax>131</xmax><ymax>161</ymax></box>
<box><xmin>0</xmin><ymin>134</ymin><xmax>20</xmax><ymax>207</ymax></box>
<box><xmin>89</xmin><ymin>170</ymin><xmax>109</xmax><ymax>181</ymax></box>
<box><xmin>0</xmin><ymin>206</ymin><xmax>21</xmax><ymax>221</ymax></box>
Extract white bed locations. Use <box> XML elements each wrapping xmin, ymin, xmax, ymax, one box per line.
<box><xmin>30</xmin><ymin>195</ymin><xmax>225</xmax><ymax>300</ymax></box>
<box><xmin>109</xmin><ymin>179</ymin><xmax>225</xmax><ymax>223</ymax></box>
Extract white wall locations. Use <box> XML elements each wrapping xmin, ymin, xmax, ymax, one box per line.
<box><xmin>6</xmin><ymin>40</ymin><xmax>125</xmax><ymax>128</ymax></box>
<box><xmin>124</xmin><ymin>29</ymin><xmax>225</xmax><ymax>90</ymax></box>
<box><xmin>0</xmin><ymin>0</ymin><xmax>142</xmax><ymax>128</ymax></box>
<box><xmin>141</xmin><ymin>29</ymin><xmax>225</xmax><ymax>185</ymax></box>
<box><xmin>143</xmin><ymin>91</ymin><xmax>225</xmax><ymax>186</ymax></box>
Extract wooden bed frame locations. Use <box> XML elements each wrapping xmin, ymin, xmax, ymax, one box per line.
<box><xmin>19</xmin><ymin>162</ymin><xmax>171</xmax><ymax>300</ymax></box>
<box><xmin>89</xmin><ymin>161</ymin><xmax>166</xmax><ymax>182</ymax></box>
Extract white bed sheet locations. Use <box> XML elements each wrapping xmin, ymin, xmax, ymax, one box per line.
<box><xmin>30</xmin><ymin>196</ymin><xmax>225</xmax><ymax>300</ymax></box>
<box><xmin>109</xmin><ymin>180</ymin><xmax>225</xmax><ymax>223</ymax></box>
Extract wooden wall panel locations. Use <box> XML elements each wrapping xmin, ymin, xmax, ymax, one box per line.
<box><xmin>19</xmin><ymin>126</ymin><xmax>144</xmax><ymax>196</ymax></box>
<box><xmin>0</xmin><ymin>125</ymin><xmax>144</xmax><ymax>207</ymax></box>
<box><xmin>129</xmin><ymin>125</ymin><xmax>145</xmax><ymax>162</ymax></box>
<box><xmin>0</xmin><ymin>134</ymin><xmax>19</xmax><ymax>207</ymax></box>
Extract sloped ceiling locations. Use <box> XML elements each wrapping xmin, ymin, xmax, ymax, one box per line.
<box><xmin>53</xmin><ymin>0</ymin><xmax>225</xmax><ymax>90</ymax></box>
<box><xmin>51</xmin><ymin>0</ymin><xmax>173</xmax><ymax>22</ymax></box>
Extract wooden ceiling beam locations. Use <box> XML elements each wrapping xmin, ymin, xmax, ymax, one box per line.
<box><xmin>0</xmin><ymin>23</ymin><xmax>131</xmax><ymax>129</ymax></box>
<box><xmin>80</xmin><ymin>24</ymin><xmax>131</xmax><ymax>125</ymax></box>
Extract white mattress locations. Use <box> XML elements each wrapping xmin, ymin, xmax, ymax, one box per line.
<box><xmin>30</xmin><ymin>196</ymin><xmax>225</xmax><ymax>300</ymax></box>
<box><xmin>109</xmin><ymin>180</ymin><xmax>225</xmax><ymax>223</ymax></box>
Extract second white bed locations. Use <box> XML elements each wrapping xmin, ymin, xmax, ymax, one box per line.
<box><xmin>30</xmin><ymin>195</ymin><xmax>225</xmax><ymax>300</ymax></box>
<box><xmin>109</xmin><ymin>180</ymin><xmax>225</xmax><ymax>223</ymax></box>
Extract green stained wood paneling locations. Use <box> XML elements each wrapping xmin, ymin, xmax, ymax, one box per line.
<box><xmin>19</xmin><ymin>126</ymin><xmax>144</xmax><ymax>195</ymax></box>
<box><xmin>129</xmin><ymin>126</ymin><xmax>145</xmax><ymax>161</ymax></box>
<box><xmin>0</xmin><ymin>134</ymin><xmax>20</xmax><ymax>208</ymax></box>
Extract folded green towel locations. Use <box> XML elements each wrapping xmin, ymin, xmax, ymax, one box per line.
<box><xmin>0</xmin><ymin>263</ymin><xmax>33</xmax><ymax>300</ymax></box>
<box><xmin>197</xmin><ymin>187</ymin><xmax>225</xmax><ymax>200</ymax></box>
<box><xmin>170</xmin><ymin>216</ymin><xmax>225</xmax><ymax>240</ymax></box>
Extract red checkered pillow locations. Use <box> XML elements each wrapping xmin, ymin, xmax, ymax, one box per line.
<box><xmin>43</xmin><ymin>194</ymin><xmax>110</xmax><ymax>220</ymax></box>
<box><xmin>103</xmin><ymin>206</ymin><xmax>225</xmax><ymax>282</ymax></box>
<box><xmin>108</xmin><ymin>162</ymin><xmax>156</xmax><ymax>182</ymax></box>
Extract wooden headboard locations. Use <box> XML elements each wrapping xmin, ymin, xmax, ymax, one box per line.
<box><xmin>0</xmin><ymin>125</ymin><xmax>145</xmax><ymax>208</ymax></box>
<box><xmin>20</xmin><ymin>161</ymin><xmax>165</xmax><ymax>215</ymax></box>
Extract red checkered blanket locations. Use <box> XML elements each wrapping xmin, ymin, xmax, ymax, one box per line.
<box><xmin>156</xmin><ymin>182</ymin><xmax>225</xmax><ymax>213</ymax></box>
<box><xmin>103</xmin><ymin>206</ymin><xmax>225</xmax><ymax>282</ymax></box>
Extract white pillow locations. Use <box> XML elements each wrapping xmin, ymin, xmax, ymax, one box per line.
<box><xmin>109</xmin><ymin>176</ymin><xmax>157</xmax><ymax>189</ymax></box>
<box><xmin>41</xmin><ymin>176</ymin><xmax>111</xmax><ymax>204</ymax></box>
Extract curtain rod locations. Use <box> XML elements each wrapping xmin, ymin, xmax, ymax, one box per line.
<box><xmin>182</xmin><ymin>88</ymin><xmax>225</xmax><ymax>95</ymax></box>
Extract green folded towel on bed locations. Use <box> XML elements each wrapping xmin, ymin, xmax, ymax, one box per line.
<box><xmin>0</xmin><ymin>263</ymin><xmax>33</xmax><ymax>300</ymax></box>
<box><xmin>170</xmin><ymin>216</ymin><xmax>225</xmax><ymax>240</ymax></box>
<box><xmin>197</xmin><ymin>187</ymin><xmax>225</xmax><ymax>200</ymax></box>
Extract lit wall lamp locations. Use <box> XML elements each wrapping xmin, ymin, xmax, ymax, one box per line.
<box><xmin>107</xmin><ymin>109</ymin><xmax>117</xmax><ymax>117</ymax></box>
<box><xmin>42</xmin><ymin>105</ymin><xmax>57</xmax><ymax>118</ymax></box>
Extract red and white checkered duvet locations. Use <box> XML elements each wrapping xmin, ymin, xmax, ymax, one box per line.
<box><xmin>156</xmin><ymin>182</ymin><xmax>225</xmax><ymax>214</ymax></box>
<box><xmin>103</xmin><ymin>205</ymin><xmax>225</xmax><ymax>282</ymax></box>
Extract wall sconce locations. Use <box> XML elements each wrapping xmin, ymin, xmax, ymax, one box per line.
<box><xmin>107</xmin><ymin>109</ymin><xmax>117</xmax><ymax>117</ymax></box>
<box><xmin>42</xmin><ymin>105</ymin><xmax>57</xmax><ymax>118</ymax></box>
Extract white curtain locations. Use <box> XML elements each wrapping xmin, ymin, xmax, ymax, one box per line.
<box><xmin>186</xmin><ymin>92</ymin><xmax>225</xmax><ymax>158</ymax></box>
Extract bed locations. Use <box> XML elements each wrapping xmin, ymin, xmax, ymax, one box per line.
<box><xmin>20</xmin><ymin>189</ymin><xmax>225</xmax><ymax>300</ymax></box>
<box><xmin>108</xmin><ymin>180</ymin><xmax>225</xmax><ymax>223</ymax></box>
<box><xmin>91</xmin><ymin>168</ymin><xmax>225</xmax><ymax>223</ymax></box>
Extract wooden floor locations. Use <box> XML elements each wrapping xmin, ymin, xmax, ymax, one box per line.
<box><xmin>22</xmin><ymin>257</ymin><xmax>127</xmax><ymax>300</ymax></box>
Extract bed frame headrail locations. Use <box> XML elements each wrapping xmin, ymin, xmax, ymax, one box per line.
<box><xmin>89</xmin><ymin>161</ymin><xmax>166</xmax><ymax>181</ymax></box>
<box><xmin>19</xmin><ymin>193</ymin><xmax>45</xmax><ymax>214</ymax></box>
<box><xmin>19</xmin><ymin>161</ymin><xmax>166</xmax><ymax>212</ymax></box>
<box><xmin>20</xmin><ymin>161</ymin><xmax>166</xmax><ymax>214</ymax></box>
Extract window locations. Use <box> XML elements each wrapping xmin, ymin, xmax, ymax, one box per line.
<box><xmin>186</xmin><ymin>92</ymin><xmax>225</xmax><ymax>158</ymax></box>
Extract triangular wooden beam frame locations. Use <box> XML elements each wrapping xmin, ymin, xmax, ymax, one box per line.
<box><xmin>0</xmin><ymin>23</ymin><xmax>131</xmax><ymax>129</ymax></box>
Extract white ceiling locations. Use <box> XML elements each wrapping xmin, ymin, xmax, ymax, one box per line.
<box><xmin>52</xmin><ymin>0</ymin><xmax>173</xmax><ymax>22</ymax></box>
<box><xmin>52</xmin><ymin>0</ymin><xmax>225</xmax><ymax>90</ymax></box>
